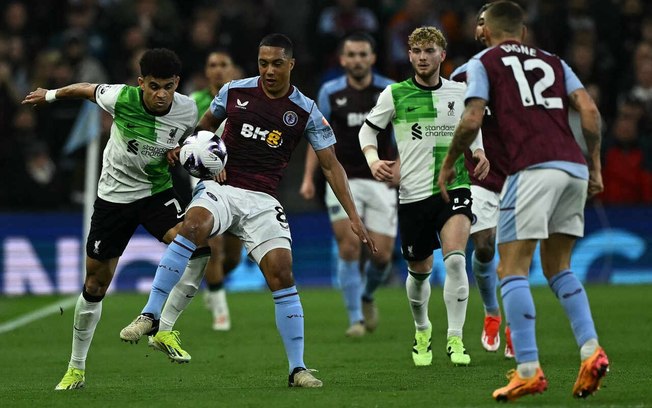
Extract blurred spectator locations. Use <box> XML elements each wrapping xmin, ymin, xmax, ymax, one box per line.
<box><xmin>384</xmin><ymin>0</ymin><xmax>443</xmax><ymax>79</ymax></box>
<box><xmin>626</xmin><ymin>58</ymin><xmax>652</xmax><ymax>134</ymax></box>
<box><xmin>4</xmin><ymin>141</ymin><xmax>67</xmax><ymax>210</ymax></box>
<box><xmin>180</xmin><ymin>18</ymin><xmax>218</xmax><ymax>82</ymax></box>
<box><xmin>60</xmin><ymin>29</ymin><xmax>108</xmax><ymax>84</ymax></box>
<box><xmin>315</xmin><ymin>0</ymin><xmax>379</xmax><ymax>78</ymax></box>
<box><xmin>599</xmin><ymin>99</ymin><xmax>652</xmax><ymax>204</ymax></box>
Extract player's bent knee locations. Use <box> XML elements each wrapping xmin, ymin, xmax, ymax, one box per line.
<box><xmin>180</xmin><ymin>210</ymin><xmax>214</xmax><ymax>245</ymax></box>
<box><xmin>475</xmin><ymin>245</ymin><xmax>495</xmax><ymax>263</ymax></box>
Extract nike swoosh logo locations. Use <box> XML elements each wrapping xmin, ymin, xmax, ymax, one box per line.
<box><xmin>561</xmin><ymin>288</ymin><xmax>582</xmax><ymax>299</ymax></box>
<box><xmin>457</xmin><ymin>296</ymin><xmax>469</xmax><ymax>302</ymax></box>
<box><xmin>407</xmin><ymin>106</ymin><xmax>419</xmax><ymax>112</ymax></box>
<box><xmin>452</xmin><ymin>205</ymin><xmax>466</xmax><ymax>210</ymax></box>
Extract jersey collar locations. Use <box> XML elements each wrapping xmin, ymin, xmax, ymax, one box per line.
<box><xmin>411</xmin><ymin>76</ymin><xmax>443</xmax><ymax>91</ymax></box>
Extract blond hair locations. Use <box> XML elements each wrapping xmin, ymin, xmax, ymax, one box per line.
<box><xmin>408</xmin><ymin>26</ymin><xmax>447</xmax><ymax>50</ymax></box>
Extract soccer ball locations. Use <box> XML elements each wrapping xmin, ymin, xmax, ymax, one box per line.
<box><xmin>180</xmin><ymin>130</ymin><xmax>228</xmax><ymax>179</ymax></box>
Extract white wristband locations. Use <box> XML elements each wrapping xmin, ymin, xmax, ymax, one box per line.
<box><xmin>45</xmin><ymin>89</ymin><xmax>57</xmax><ymax>103</ymax></box>
<box><xmin>363</xmin><ymin>148</ymin><xmax>380</xmax><ymax>167</ymax></box>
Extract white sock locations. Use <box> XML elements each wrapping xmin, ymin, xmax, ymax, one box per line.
<box><xmin>206</xmin><ymin>288</ymin><xmax>229</xmax><ymax>318</ymax></box>
<box><xmin>69</xmin><ymin>293</ymin><xmax>102</xmax><ymax>370</ymax></box>
<box><xmin>406</xmin><ymin>269</ymin><xmax>431</xmax><ymax>331</ymax></box>
<box><xmin>443</xmin><ymin>251</ymin><xmax>469</xmax><ymax>338</ymax></box>
<box><xmin>159</xmin><ymin>255</ymin><xmax>208</xmax><ymax>331</ymax></box>
<box><xmin>580</xmin><ymin>338</ymin><xmax>599</xmax><ymax>361</ymax></box>
<box><xmin>517</xmin><ymin>361</ymin><xmax>540</xmax><ymax>378</ymax></box>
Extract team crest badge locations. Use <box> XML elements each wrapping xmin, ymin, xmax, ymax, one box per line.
<box><xmin>448</xmin><ymin>101</ymin><xmax>456</xmax><ymax>116</ymax></box>
<box><xmin>283</xmin><ymin>111</ymin><xmax>298</xmax><ymax>127</ymax></box>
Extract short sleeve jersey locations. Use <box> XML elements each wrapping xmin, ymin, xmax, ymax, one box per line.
<box><xmin>365</xmin><ymin>77</ymin><xmax>471</xmax><ymax>204</ymax></box>
<box><xmin>318</xmin><ymin>74</ymin><xmax>396</xmax><ymax>179</ymax></box>
<box><xmin>450</xmin><ymin>63</ymin><xmax>508</xmax><ymax>193</ymax></box>
<box><xmin>465</xmin><ymin>41</ymin><xmax>587</xmax><ymax>177</ymax></box>
<box><xmin>94</xmin><ymin>84</ymin><xmax>198</xmax><ymax>203</ymax></box>
<box><xmin>209</xmin><ymin>77</ymin><xmax>335</xmax><ymax>197</ymax></box>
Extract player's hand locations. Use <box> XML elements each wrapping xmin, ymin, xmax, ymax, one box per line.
<box><xmin>437</xmin><ymin>158</ymin><xmax>456</xmax><ymax>203</ymax></box>
<box><xmin>166</xmin><ymin>146</ymin><xmax>181</xmax><ymax>165</ymax></box>
<box><xmin>350</xmin><ymin>219</ymin><xmax>377</xmax><ymax>253</ymax></box>
<box><xmin>299</xmin><ymin>178</ymin><xmax>315</xmax><ymax>200</ymax></box>
<box><xmin>22</xmin><ymin>88</ymin><xmax>48</xmax><ymax>106</ymax></box>
<box><xmin>214</xmin><ymin>168</ymin><xmax>227</xmax><ymax>183</ymax></box>
<box><xmin>587</xmin><ymin>169</ymin><xmax>604</xmax><ymax>198</ymax></box>
<box><xmin>472</xmin><ymin>149</ymin><xmax>490</xmax><ymax>180</ymax></box>
<box><xmin>370</xmin><ymin>160</ymin><xmax>396</xmax><ymax>183</ymax></box>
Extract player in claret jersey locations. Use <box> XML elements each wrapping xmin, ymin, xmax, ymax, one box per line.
<box><xmin>122</xmin><ymin>33</ymin><xmax>375</xmax><ymax>388</ymax></box>
<box><xmin>300</xmin><ymin>31</ymin><xmax>396</xmax><ymax>338</ymax></box>
<box><xmin>439</xmin><ymin>1</ymin><xmax>608</xmax><ymax>402</ymax></box>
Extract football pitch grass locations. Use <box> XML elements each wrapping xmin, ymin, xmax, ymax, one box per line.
<box><xmin>1</xmin><ymin>284</ymin><xmax>650</xmax><ymax>407</ymax></box>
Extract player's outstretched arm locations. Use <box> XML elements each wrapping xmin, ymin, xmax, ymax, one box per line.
<box><xmin>22</xmin><ymin>83</ymin><xmax>99</xmax><ymax>106</ymax></box>
<box><xmin>315</xmin><ymin>146</ymin><xmax>377</xmax><ymax>253</ymax></box>
<box><xmin>438</xmin><ymin>97</ymin><xmax>486</xmax><ymax>201</ymax></box>
<box><xmin>569</xmin><ymin>88</ymin><xmax>603</xmax><ymax>197</ymax></box>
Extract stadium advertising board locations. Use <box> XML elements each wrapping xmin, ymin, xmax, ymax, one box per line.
<box><xmin>0</xmin><ymin>207</ymin><xmax>650</xmax><ymax>295</ymax></box>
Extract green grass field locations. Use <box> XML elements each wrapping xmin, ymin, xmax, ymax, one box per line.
<box><xmin>2</xmin><ymin>284</ymin><xmax>651</xmax><ymax>407</ymax></box>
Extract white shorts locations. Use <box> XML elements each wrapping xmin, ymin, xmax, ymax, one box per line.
<box><xmin>187</xmin><ymin>182</ymin><xmax>291</xmax><ymax>264</ymax></box>
<box><xmin>325</xmin><ymin>178</ymin><xmax>398</xmax><ymax>237</ymax></box>
<box><xmin>497</xmin><ymin>168</ymin><xmax>587</xmax><ymax>244</ymax></box>
<box><xmin>470</xmin><ymin>185</ymin><xmax>500</xmax><ymax>235</ymax></box>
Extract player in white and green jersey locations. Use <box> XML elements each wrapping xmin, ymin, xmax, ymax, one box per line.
<box><xmin>189</xmin><ymin>50</ymin><xmax>243</xmax><ymax>331</ymax></box>
<box><xmin>359</xmin><ymin>27</ymin><xmax>490</xmax><ymax>368</ymax></box>
<box><xmin>23</xmin><ymin>48</ymin><xmax>198</xmax><ymax>390</ymax></box>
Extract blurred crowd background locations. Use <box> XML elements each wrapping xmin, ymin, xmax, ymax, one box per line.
<box><xmin>1</xmin><ymin>0</ymin><xmax>651</xmax><ymax>213</ymax></box>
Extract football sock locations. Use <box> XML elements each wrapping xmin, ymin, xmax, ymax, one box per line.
<box><xmin>337</xmin><ymin>258</ymin><xmax>363</xmax><ymax>325</ymax></box>
<box><xmin>500</xmin><ymin>276</ymin><xmax>538</xmax><ymax>364</ymax></box>
<box><xmin>142</xmin><ymin>235</ymin><xmax>196</xmax><ymax>319</ymax></box>
<box><xmin>580</xmin><ymin>338</ymin><xmax>600</xmax><ymax>361</ymax></box>
<box><xmin>273</xmin><ymin>286</ymin><xmax>305</xmax><ymax>373</ymax></box>
<box><xmin>69</xmin><ymin>289</ymin><xmax>103</xmax><ymax>370</ymax></box>
<box><xmin>517</xmin><ymin>361</ymin><xmax>541</xmax><ymax>379</ymax></box>
<box><xmin>362</xmin><ymin>261</ymin><xmax>392</xmax><ymax>302</ymax></box>
<box><xmin>472</xmin><ymin>250</ymin><xmax>500</xmax><ymax>315</ymax></box>
<box><xmin>159</xmin><ymin>249</ymin><xmax>209</xmax><ymax>331</ymax></box>
<box><xmin>548</xmin><ymin>270</ymin><xmax>598</xmax><ymax>349</ymax></box>
<box><xmin>443</xmin><ymin>251</ymin><xmax>469</xmax><ymax>338</ymax></box>
<box><xmin>406</xmin><ymin>269</ymin><xmax>431</xmax><ymax>331</ymax></box>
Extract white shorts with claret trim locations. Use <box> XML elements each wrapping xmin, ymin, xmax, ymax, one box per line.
<box><xmin>497</xmin><ymin>168</ymin><xmax>587</xmax><ymax>244</ymax></box>
<box><xmin>470</xmin><ymin>185</ymin><xmax>500</xmax><ymax>235</ymax></box>
<box><xmin>187</xmin><ymin>181</ymin><xmax>291</xmax><ymax>264</ymax></box>
<box><xmin>325</xmin><ymin>178</ymin><xmax>398</xmax><ymax>238</ymax></box>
